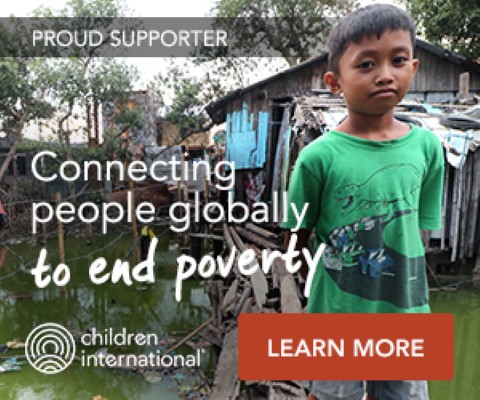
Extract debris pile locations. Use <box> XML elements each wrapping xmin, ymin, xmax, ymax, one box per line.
<box><xmin>207</xmin><ymin>223</ymin><xmax>308</xmax><ymax>399</ymax></box>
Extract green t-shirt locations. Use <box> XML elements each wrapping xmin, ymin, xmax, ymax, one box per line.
<box><xmin>282</xmin><ymin>126</ymin><xmax>444</xmax><ymax>313</ymax></box>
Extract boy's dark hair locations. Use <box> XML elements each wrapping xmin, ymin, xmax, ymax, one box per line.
<box><xmin>327</xmin><ymin>4</ymin><xmax>416</xmax><ymax>74</ymax></box>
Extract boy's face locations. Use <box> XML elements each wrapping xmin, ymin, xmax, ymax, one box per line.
<box><xmin>325</xmin><ymin>29</ymin><xmax>419</xmax><ymax>116</ymax></box>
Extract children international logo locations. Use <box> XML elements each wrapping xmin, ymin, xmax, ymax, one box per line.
<box><xmin>25</xmin><ymin>322</ymin><xmax>76</xmax><ymax>374</ymax></box>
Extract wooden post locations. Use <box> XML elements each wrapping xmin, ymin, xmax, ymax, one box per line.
<box><xmin>177</xmin><ymin>181</ymin><xmax>185</xmax><ymax>249</ymax></box>
<box><xmin>440</xmin><ymin>164</ymin><xmax>449</xmax><ymax>250</ymax></box>
<box><xmin>93</xmin><ymin>100</ymin><xmax>100</xmax><ymax>146</ymax></box>
<box><xmin>56</xmin><ymin>192</ymin><xmax>65</xmax><ymax>265</ymax></box>
<box><xmin>176</xmin><ymin>181</ymin><xmax>182</xmax><ymax>205</ymax></box>
<box><xmin>181</xmin><ymin>151</ymin><xmax>189</xmax><ymax>251</ymax></box>
<box><xmin>86</xmin><ymin>103</ymin><xmax>92</xmax><ymax>146</ymax></box>
<box><xmin>9</xmin><ymin>182</ymin><xmax>16</xmax><ymax>227</ymax></box>
<box><xmin>56</xmin><ymin>192</ymin><xmax>66</xmax><ymax>294</ymax></box>
<box><xmin>85</xmin><ymin>209</ymin><xmax>93</xmax><ymax>245</ymax></box>
<box><xmin>182</xmin><ymin>151</ymin><xmax>189</xmax><ymax>202</ymax></box>
<box><xmin>204</xmin><ymin>150</ymin><xmax>210</xmax><ymax>205</ymax></box>
<box><xmin>38</xmin><ymin>207</ymin><xmax>48</xmax><ymax>246</ymax></box>
<box><xmin>204</xmin><ymin>174</ymin><xmax>209</xmax><ymax>204</ymax></box>
<box><xmin>204</xmin><ymin>175</ymin><xmax>209</xmax><ymax>237</ymax></box>
<box><xmin>459</xmin><ymin>72</ymin><xmax>470</xmax><ymax>102</ymax></box>
<box><xmin>129</xmin><ymin>181</ymin><xmax>140</xmax><ymax>263</ymax></box>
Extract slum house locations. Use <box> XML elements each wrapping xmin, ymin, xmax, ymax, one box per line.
<box><xmin>157</xmin><ymin>120</ymin><xmax>215</xmax><ymax>192</ymax></box>
<box><xmin>202</xmin><ymin>39</ymin><xmax>480</xmax><ymax>400</ymax></box>
<box><xmin>205</xmin><ymin>38</ymin><xmax>480</xmax><ymax>269</ymax></box>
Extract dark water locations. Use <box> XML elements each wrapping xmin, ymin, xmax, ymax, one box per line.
<box><xmin>0</xmin><ymin>230</ymin><xmax>210</xmax><ymax>399</ymax></box>
<box><xmin>0</xmin><ymin>231</ymin><xmax>478</xmax><ymax>399</ymax></box>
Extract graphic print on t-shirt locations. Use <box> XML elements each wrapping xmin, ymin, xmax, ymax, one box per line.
<box><xmin>334</xmin><ymin>163</ymin><xmax>421</xmax><ymax>221</ymax></box>
<box><xmin>323</xmin><ymin>163</ymin><xmax>426</xmax><ymax>308</ymax></box>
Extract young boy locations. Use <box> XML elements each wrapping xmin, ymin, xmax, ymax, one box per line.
<box><xmin>283</xmin><ymin>4</ymin><xmax>444</xmax><ymax>400</ymax></box>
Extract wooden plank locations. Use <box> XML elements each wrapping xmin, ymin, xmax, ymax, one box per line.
<box><xmin>189</xmin><ymin>233</ymin><xmax>224</xmax><ymax>241</ymax></box>
<box><xmin>268</xmin><ymin>381</ymin><xmax>307</xmax><ymax>399</ymax></box>
<box><xmin>280</xmin><ymin>274</ymin><xmax>302</xmax><ymax>313</ymax></box>
<box><xmin>263</xmin><ymin>106</ymin><xmax>276</xmax><ymax>207</ymax></box>
<box><xmin>214</xmin><ymin>280</ymin><xmax>224</xmax><ymax>326</ymax></box>
<box><xmin>236</xmin><ymin>226</ymin><xmax>281</xmax><ymax>250</ymax></box>
<box><xmin>223</xmin><ymin>223</ymin><xmax>235</xmax><ymax>251</ymax></box>
<box><xmin>246</xmin><ymin>223</ymin><xmax>277</xmax><ymax>240</ymax></box>
<box><xmin>229</xmin><ymin>226</ymin><xmax>247</xmax><ymax>252</ymax></box>
<box><xmin>272</xmin><ymin>256</ymin><xmax>289</xmax><ymax>281</ymax></box>
<box><xmin>450</xmin><ymin>167</ymin><xmax>462</xmax><ymax>262</ymax></box>
<box><xmin>211</xmin><ymin>328</ymin><xmax>239</xmax><ymax>400</ymax></box>
<box><xmin>222</xmin><ymin>279</ymin><xmax>238</xmax><ymax>311</ymax></box>
<box><xmin>250</xmin><ymin>243</ymin><xmax>264</xmax><ymax>260</ymax></box>
<box><xmin>250</xmin><ymin>263</ymin><xmax>268</xmax><ymax>309</ymax></box>
<box><xmin>440</xmin><ymin>164</ymin><xmax>450</xmax><ymax>250</ymax></box>
<box><xmin>199</xmin><ymin>328</ymin><xmax>223</xmax><ymax>348</ymax></box>
<box><xmin>56</xmin><ymin>192</ymin><xmax>65</xmax><ymax>266</ymax></box>
<box><xmin>268</xmin><ymin>386</ymin><xmax>288</xmax><ymax>400</ymax></box>
<box><xmin>163</xmin><ymin>317</ymin><xmax>214</xmax><ymax>356</ymax></box>
<box><xmin>459</xmin><ymin>157</ymin><xmax>471</xmax><ymax>261</ymax></box>
<box><xmin>209</xmin><ymin>279</ymin><xmax>221</xmax><ymax>326</ymax></box>
<box><xmin>271</xmin><ymin>256</ymin><xmax>280</xmax><ymax>289</ymax></box>
<box><xmin>234</xmin><ymin>286</ymin><xmax>253</xmax><ymax>317</ymax></box>
<box><xmin>467</xmin><ymin>152</ymin><xmax>480</xmax><ymax>257</ymax></box>
<box><xmin>459</xmin><ymin>72</ymin><xmax>470</xmax><ymax>101</ymax></box>
<box><xmin>240</xmin><ymin>296</ymin><xmax>255</xmax><ymax>314</ymax></box>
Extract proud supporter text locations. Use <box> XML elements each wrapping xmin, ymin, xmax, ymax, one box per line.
<box><xmin>32</xmin><ymin>29</ymin><xmax>228</xmax><ymax>48</ymax></box>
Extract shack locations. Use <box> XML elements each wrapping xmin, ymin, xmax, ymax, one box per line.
<box><xmin>202</xmin><ymin>39</ymin><xmax>480</xmax><ymax>400</ymax></box>
<box><xmin>206</xmin><ymin>39</ymin><xmax>480</xmax><ymax>269</ymax></box>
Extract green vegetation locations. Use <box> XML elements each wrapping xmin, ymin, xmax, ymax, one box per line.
<box><xmin>406</xmin><ymin>0</ymin><xmax>479</xmax><ymax>60</ymax></box>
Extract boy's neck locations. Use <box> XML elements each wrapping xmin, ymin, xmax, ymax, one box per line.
<box><xmin>336</xmin><ymin>109</ymin><xmax>410</xmax><ymax>141</ymax></box>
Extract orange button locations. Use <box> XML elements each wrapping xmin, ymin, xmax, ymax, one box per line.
<box><xmin>238</xmin><ymin>313</ymin><xmax>454</xmax><ymax>380</ymax></box>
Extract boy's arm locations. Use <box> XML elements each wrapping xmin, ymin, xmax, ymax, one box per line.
<box><xmin>284</xmin><ymin>228</ymin><xmax>312</xmax><ymax>280</ymax></box>
<box><xmin>419</xmin><ymin>135</ymin><xmax>444</xmax><ymax>230</ymax></box>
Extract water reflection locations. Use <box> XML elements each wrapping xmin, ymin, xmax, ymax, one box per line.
<box><xmin>2</xmin><ymin>232</ymin><xmax>478</xmax><ymax>399</ymax></box>
<box><xmin>0</xmin><ymin>231</ymin><xmax>209</xmax><ymax>400</ymax></box>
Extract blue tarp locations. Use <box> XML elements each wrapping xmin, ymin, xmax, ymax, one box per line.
<box><xmin>225</xmin><ymin>102</ymin><xmax>269</xmax><ymax>170</ymax></box>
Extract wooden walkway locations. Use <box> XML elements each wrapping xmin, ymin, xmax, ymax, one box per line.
<box><xmin>208</xmin><ymin>223</ymin><xmax>308</xmax><ymax>399</ymax></box>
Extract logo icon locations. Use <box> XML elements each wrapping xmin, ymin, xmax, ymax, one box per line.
<box><xmin>25</xmin><ymin>322</ymin><xmax>76</xmax><ymax>374</ymax></box>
